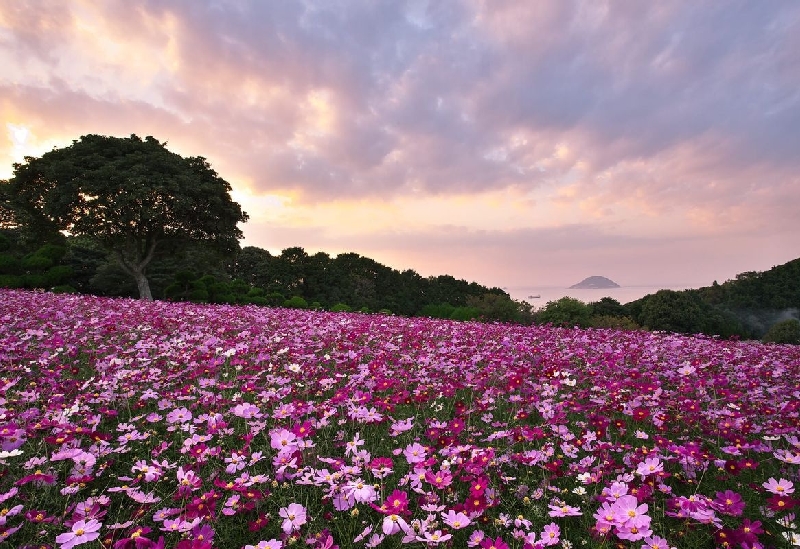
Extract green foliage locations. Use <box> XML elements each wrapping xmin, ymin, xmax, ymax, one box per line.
<box><xmin>51</xmin><ymin>284</ymin><xmax>77</xmax><ymax>294</ymax></box>
<box><xmin>265</xmin><ymin>292</ymin><xmax>286</xmax><ymax>307</ymax></box>
<box><xmin>762</xmin><ymin>318</ymin><xmax>800</xmax><ymax>344</ymax></box>
<box><xmin>537</xmin><ymin>296</ymin><xmax>592</xmax><ymax>328</ymax></box>
<box><xmin>0</xmin><ymin>241</ymin><xmax>73</xmax><ymax>290</ymax></box>
<box><xmin>589</xmin><ymin>315</ymin><xmax>640</xmax><ymax>330</ymax></box>
<box><xmin>632</xmin><ymin>289</ymin><xmax>748</xmax><ymax>338</ymax></box>
<box><xmin>637</xmin><ymin>290</ymin><xmax>706</xmax><ymax>334</ymax></box>
<box><xmin>0</xmin><ymin>253</ymin><xmax>20</xmax><ymax>274</ymax></box>
<box><xmin>21</xmin><ymin>253</ymin><xmax>53</xmax><ymax>270</ymax></box>
<box><xmin>449</xmin><ymin>306</ymin><xmax>480</xmax><ymax>321</ymax></box>
<box><xmin>0</xmin><ymin>274</ymin><xmax>23</xmax><ymax>288</ymax></box>
<box><xmin>331</xmin><ymin>303</ymin><xmax>352</xmax><ymax>313</ymax></box>
<box><xmin>467</xmin><ymin>293</ymin><xmax>533</xmax><ymax>324</ymax></box>
<box><xmin>589</xmin><ymin>297</ymin><xmax>627</xmax><ymax>318</ymax></box>
<box><xmin>420</xmin><ymin>303</ymin><xmax>456</xmax><ymax>319</ymax></box>
<box><xmin>45</xmin><ymin>265</ymin><xmax>73</xmax><ymax>286</ymax></box>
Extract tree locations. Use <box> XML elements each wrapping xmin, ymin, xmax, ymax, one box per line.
<box><xmin>1</xmin><ymin>134</ymin><xmax>248</xmax><ymax>300</ymax></box>
<box><xmin>589</xmin><ymin>297</ymin><xmax>627</xmax><ymax>318</ymax></box>
<box><xmin>637</xmin><ymin>289</ymin><xmax>705</xmax><ymax>334</ymax></box>
<box><xmin>537</xmin><ymin>297</ymin><xmax>592</xmax><ymax>328</ymax></box>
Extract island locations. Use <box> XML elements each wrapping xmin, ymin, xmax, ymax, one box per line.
<box><xmin>569</xmin><ymin>276</ymin><xmax>620</xmax><ymax>289</ymax></box>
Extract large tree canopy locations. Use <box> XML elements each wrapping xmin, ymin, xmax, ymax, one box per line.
<box><xmin>1</xmin><ymin>134</ymin><xmax>248</xmax><ymax>300</ymax></box>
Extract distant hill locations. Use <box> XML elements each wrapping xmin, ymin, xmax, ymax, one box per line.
<box><xmin>569</xmin><ymin>276</ymin><xmax>620</xmax><ymax>289</ymax></box>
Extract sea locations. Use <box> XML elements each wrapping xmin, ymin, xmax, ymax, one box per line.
<box><xmin>505</xmin><ymin>285</ymin><xmax>693</xmax><ymax>308</ymax></box>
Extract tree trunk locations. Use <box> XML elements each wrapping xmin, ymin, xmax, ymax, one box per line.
<box><xmin>133</xmin><ymin>269</ymin><xmax>153</xmax><ymax>301</ymax></box>
<box><xmin>114</xmin><ymin>239</ymin><xmax>158</xmax><ymax>301</ymax></box>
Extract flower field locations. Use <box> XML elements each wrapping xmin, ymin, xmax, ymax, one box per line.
<box><xmin>0</xmin><ymin>289</ymin><xmax>799</xmax><ymax>549</ymax></box>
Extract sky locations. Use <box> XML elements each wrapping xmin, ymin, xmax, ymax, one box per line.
<box><xmin>1</xmin><ymin>1</ymin><xmax>799</xmax><ymax>292</ymax></box>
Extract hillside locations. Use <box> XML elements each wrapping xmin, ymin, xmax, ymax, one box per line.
<box><xmin>624</xmin><ymin>257</ymin><xmax>800</xmax><ymax>339</ymax></box>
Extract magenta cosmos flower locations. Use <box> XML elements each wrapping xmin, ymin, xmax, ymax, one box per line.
<box><xmin>55</xmin><ymin>519</ymin><xmax>102</xmax><ymax>549</ymax></box>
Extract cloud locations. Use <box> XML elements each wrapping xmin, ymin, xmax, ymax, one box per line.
<box><xmin>1</xmin><ymin>1</ymin><xmax>798</xmax><ymax>287</ymax></box>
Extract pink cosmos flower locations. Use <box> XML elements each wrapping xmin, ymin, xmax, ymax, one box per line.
<box><xmin>368</xmin><ymin>457</ymin><xmax>394</xmax><ymax>479</ymax></box>
<box><xmin>712</xmin><ymin>490</ymin><xmax>745</xmax><ymax>516</ymax></box>
<box><xmin>441</xmin><ymin>510</ymin><xmax>471</xmax><ymax>529</ymax></box>
<box><xmin>382</xmin><ymin>489</ymin><xmax>409</xmax><ymax>514</ymax></box>
<box><xmin>382</xmin><ymin>513</ymin><xmax>408</xmax><ymax>535</ymax></box>
<box><xmin>270</xmin><ymin>429</ymin><xmax>298</xmax><ymax>452</ymax></box>
<box><xmin>467</xmin><ymin>530</ymin><xmax>486</xmax><ymax>547</ymax></box>
<box><xmin>636</xmin><ymin>457</ymin><xmax>663</xmax><ymax>477</ymax></box>
<box><xmin>425</xmin><ymin>469</ymin><xmax>453</xmax><ymax>489</ymax></box>
<box><xmin>640</xmin><ymin>534</ymin><xmax>675</xmax><ymax>549</ymax></box>
<box><xmin>403</xmin><ymin>442</ymin><xmax>427</xmax><ymax>464</ymax></box>
<box><xmin>55</xmin><ymin>519</ymin><xmax>102</xmax><ymax>549</ymax></box>
<box><xmin>617</xmin><ymin>522</ymin><xmax>652</xmax><ymax>542</ymax></box>
<box><xmin>593</xmin><ymin>500</ymin><xmax>617</xmax><ymax>535</ymax></box>
<box><xmin>762</xmin><ymin>477</ymin><xmax>794</xmax><ymax>495</ymax></box>
<box><xmin>480</xmin><ymin>536</ymin><xmax>509</xmax><ymax>549</ymax></box>
<box><xmin>540</xmin><ymin>523</ymin><xmax>560</xmax><ymax>546</ymax></box>
<box><xmin>279</xmin><ymin>503</ymin><xmax>307</xmax><ymax>533</ymax></box>
<box><xmin>345</xmin><ymin>433</ymin><xmax>365</xmax><ymax>456</ymax></box>
<box><xmin>245</xmin><ymin>540</ymin><xmax>282</xmax><ymax>549</ymax></box>
<box><xmin>417</xmin><ymin>530</ymin><xmax>452</xmax><ymax>544</ymax></box>
<box><xmin>0</xmin><ymin>428</ymin><xmax>25</xmax><ymax>451</ymax></box>
<box><xmin>166</xmin><ymin>407</ymin><xmax>192</xmax><ymax>424</ymax></box>
<box><xmin>548</xmin><ymin>503</ymin><xmax>582</xmax><ymax>517</ymax></box>
<box><xmin>232</xmin><ymin>402</ymin><xmax>262</xmax><ymax>419</ymax></box>
<box><xmin>390</xmin><ymin>418</ymin><xmax>413</xmax><ymax>436</ymax></box>
<box><xmin>176</xmin><ymin>467</ymin><xmax>202</xmax><ymax>494</ymax></box>
<box><xmin>612</xmin><ymin>495</ymin><xmax>649</xmax><ymax>527</ymax></box>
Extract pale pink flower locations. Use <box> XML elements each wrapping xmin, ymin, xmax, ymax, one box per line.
<box><xmin>417</xmin><ymin>530</ymin><xmax>452</xmax><ymax>544</ymax></box>
<box><xmin>403</xmin><ymin>442</ymin><xmax>427</xmax><ymax>464</ymax></box>
<box><xmin>279</xmin><ymin>502</ymin><xmax>307</xmax><ymax>533</ymax></box>
<box><xmin>245</xmin><ymin>540</ymin><xmax>282</xmax><ymax>549</ymax></box>
<box><xmin>636</xmin><ymin>457</ymin><xmax>663</xmax><ymax>477</ymax></box>
<box><xmin>55</xmin><ymin>519</ymin><xmax>102</xmax><ymax>549</ymax></box>
<box><xmin>442</xmin><ymin>510</ymin><xmax>471</xmax><ymax>529</ymax></box>
<box><xmin>762</xmin><ymin>477</ymin><xmax>794</xmax><ymax>495</ymax></box>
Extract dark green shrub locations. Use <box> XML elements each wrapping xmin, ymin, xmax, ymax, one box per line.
<box><xmin>33</xmin><ymin>243</ymin><xmax>67</xmax><ymax>262</ymax></box>
<box><xmin>21</xmin><ymin>254</ymin><xmax>53</xmax><ymax>271</ymax></box>
<box><xmin>590</xmin><ymin>315</ymin><xmax>640</xmax><ymax>330</ymax></box>
<box><xmin>762</xmin><ymin>318</ymin><xmax>800</xmax><ymax>344</ymax></box>
<box><xmin>420</xmin><ymin>303</ymin><xmax>455</xmax><ymax>319</ymax></box>
<box><xmin>450</xmin><ymin>306</ymin><xmax>480</xmax><ymax>321</ymax></box>
<box><xmin>0</xmin><ymin>274</ymin><xmax>23</xmax><ymax>288</ymax></box>
<box><xmin>537</xmin><ymin>297</ymin><xmax>592</xmax><ymax>328</ymax></box>
<box><xmin>52</xmin><ymin>285</ymin><xmax>77</xmax><ymax>294</ymax></box>
<box><xmin>331</xmin><ymin>303</ymin><xmax>352</xmax><ymax>313</ymax></box>
<box><xmin>265</xmin><ymin>292</ymin><xmax>286</xmax><ymax>306</ymax></box>
<box><xmin>45</xmin><ymin>265</ymin><xmax>73</xmax><ymax>286</ymax></box>
<box><xmin>0</xmin><ymin>254</ymin><xmax>20</xmax><ymax>274</ymax></box>
<box><xmin>284</xmin><ymin>296</ymin><xmax>308</xmax><ymax>309</ymax></box>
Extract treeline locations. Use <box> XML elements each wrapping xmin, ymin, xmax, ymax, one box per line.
<box><xmin>1</xmin><ymin>227</ymin><xmax>798</xmax><ymax>342</ymax></box>
<box><xmin>0</xmin><ymin>230</ymin><xmax>533</xmax><ymax>323</ymax></box>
